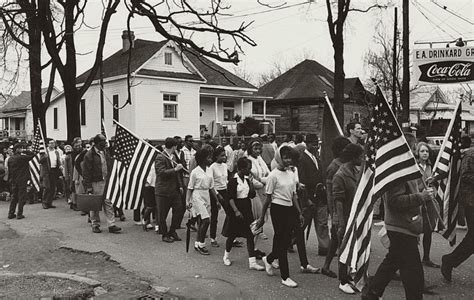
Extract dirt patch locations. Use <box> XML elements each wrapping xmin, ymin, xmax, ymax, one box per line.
<box><xmin>0</xmin><ymin>224</ymin><xmax>19</xmax><ymax>240</ymax></box>
<box><xmin>0</xmin><ymin>275</ymin><xmax>94</xmax><ymax>298</ymax></box>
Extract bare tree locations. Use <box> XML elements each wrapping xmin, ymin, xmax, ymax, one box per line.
<box><xmin>38</xmin><ymin>0</ymin><xmax>120</xmax><ymax>142</ymax></box>
<box><xmin>0</xmin><ymin>0</ymin><xmax>57</xmax><ymax>134</ymax></box>
<box><xmin>325</xmin><ymin>0</ymin><xmax>386</xmax><ymax>126</ymax></box>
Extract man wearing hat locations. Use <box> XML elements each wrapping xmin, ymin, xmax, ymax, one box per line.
<box><xmin>297</xmin><ymin>133</ymin><xmax>329</xmax><ymax>255</ymax></box>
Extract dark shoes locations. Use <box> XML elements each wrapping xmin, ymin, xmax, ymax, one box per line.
<box><xmin>108</xmin><ymin>226</ymin><xmax>122</xmax><ymax>234</ymax></box>
<box><xmin>194</xmin><ymin>245</ymin><xmax>210</xmax><ymax>255</ymax></box>
<box><xmin>16</xmin><ymin>214</ymin><xmax>25</xmax><ymax>220</ymax></box>
<box><xmin>80</xmin><ymin>211</ymin><xmax>88</xmax><ymax>216</ymax></box>
<box><xmin>321</xmin><ymin>268</ymin><xmax>337</xmax><ymax>278</ymax></box>
<box><xmin>441</xmin><ymin>255</ymin><xmax>453</xmax><ymax>282</ymax></box>
<box><xmin>119</xmin><ymin>215</ymin><xmax>126</xmax><ymax>222</ymax></box>
<box><xmin>423</xmin><ymin>259</ymin><xmax>440</xmax><ymax>268</ymax></box>
<box><xmin>70</xmin><ymin>204</ymin><xmax>80</xmax><ymax>211</ymax></box>
<box><xmin>7</xmin><ymin>214</ymin><xmax>16</xmax><ymax>219</ymax></box>
<box><xmin>42</xmin><ymin>204</ymin><xmax>49</xmax><ymax>209</ymax></box>
<box><xmin>49</xmin><ymin>205</ymin><xmax>56</xmax><ymax>208</ymax></box>
<box><xmin>232</xmin><ymin>240</ymin><xmax>244</xmax><ymax>248</ymax></box>
<box><xmin>169</xmin><ymin>232</ymin><xmax>182</xmax><ymax>241</ymax></box>
<box><xmin>162</xmin><ymin>235</ymin><xmax>174</xmax><ymax>243</ymax></box>
<box><xmin>254</xmin><ymin>249</ymin><xmax>266</xmax><ymax>260</ymax></box>
<box><xmin>92</xmin><ymin>226</ymin><xmax>102</xmax><ymax>233</ymax></box>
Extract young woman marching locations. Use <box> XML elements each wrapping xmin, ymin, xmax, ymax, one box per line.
<box><xmin>209</xmin><ymin>147</ymin><xmax>228</xmax><ymax>247</ymax></box>
<box><xmin>257</xmin><ymin>146</ymin><xmax>304</xmax><ymax>288</ymax></box>
<box><xmin>221</xmin><ymin>157</ymin><xmax>265</xmax><ymax>271</ymax></box>
<box><xmin>186</xmin><ymin>148</ymin><xmax>223</xmax><ymax>255</ymax></box>
<box><xmin>416</xmin><ymin>142</ymin><xmax>440</xmax><ymax>268</ymax></box>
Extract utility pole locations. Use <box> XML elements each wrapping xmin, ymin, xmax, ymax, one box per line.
<box><xmin>392</xmin><ymin>7</ymin><xmax>398</xmax><ymax>115</ymax></box>
<box><xmin>401</xmin><ymin>0</ymin><xmax>410</xmax><ymax>128</ymax></box>
<box><xmin>100</xmin><ymin>58</ymin><xmax>104</xmax><ymax>120</ymax></box>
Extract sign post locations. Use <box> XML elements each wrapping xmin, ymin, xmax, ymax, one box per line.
<box><xmin>413</xmin><ymin>46</ymin><xmax>474</xmax><ymax>85</ymax></box>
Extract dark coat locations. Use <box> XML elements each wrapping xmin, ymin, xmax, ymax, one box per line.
<box><xmin>332</xmin><ymin>162</ymin><xmax>359</xmax><ymax>223</ymax></box>
<box><xmin>154</xmin><ymin>151</ymin><xmax>183</xmax><ymax>196</ymax></box>
<box><xmin>7</xmin><ymin>151</ymin><xmax>35</xmax><ymax>184</ymax></box>
<box><xmin>298</xmin><ymin>151</ymin><xmax>324</xmax><ymax>204</ymax></box>
<box><xmin>460</xmin><ymin>149</ymin><xmax>474</xmax><ymax>207</ymax></box>
<box><xmin>384</xmin><ymin>180</ymin><xmax>426</xmax><ymax>237</ymax></box>
<box><xmin>82</xmin><ymin>147</ymin><xmax>112</xmax><ymax>189</ymax></box>
<box><xmin>39</xmin><ymin>149</ymin><xmax>62</xmax><ymax>180</ymax></box>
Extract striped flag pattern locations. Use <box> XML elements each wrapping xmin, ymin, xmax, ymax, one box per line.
<box><xmin>432</xmin><ymin>100</ymin><xmax>463</xmax><ymax>246</ymax></box>
<box><xmin>28</xmin><ymin>123</ymin><xmax>46</xmax><ymax>192</ymax></box>
<box><xmin>105</xmin><ymin>123</ymin><xmax>156</xmax><ymax>210</ymax></box>
<box><xmin>339</xmin><ymin>87</ymin><xmax>422</xmax><ymax>287</ymax></box>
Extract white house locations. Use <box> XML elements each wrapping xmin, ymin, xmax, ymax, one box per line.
<box><xmin>46</xmin><ymin>31</ymin><xmax>271</xmax><ymax>141</ymax></box>
<box><xmin>0</xmin><ymin>87</ymin><xmax>60</xmax><ymax>140</ymax></box>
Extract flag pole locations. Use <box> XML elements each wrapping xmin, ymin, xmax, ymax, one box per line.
<box><xmin>112</xmin><ymin>120</ymin><xmax>189</xmax><ymax>174</ymax></box>
<box><xmin>432</xmin><ymin>98</ymin><xmax>462</xmax><ymax>172</ymax></box>
<box><xmin>323</xmin><ymin>91</ymin><xmax>344</xmax><ymax>136</ymax></box>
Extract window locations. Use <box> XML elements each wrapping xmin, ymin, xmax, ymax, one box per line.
<box><xmin>80</xmin><ymin>99</ymin><xmax>86</xmax><ymax>126</ymax></box>
<box><xmin>252</xmin><ymin>102</ymin><xmax>263</xmax><ymax>115</ymax></box>
<box><xmin>223</xmin><ymin>101</ymin><xmax>235</xmax><ymax>121</ymax></box>
<box><xmin>165</xmin><ymin>52</ymin><xmax>172</xmax><ymax>65</ymax></box>
<box><xmin>113</xmin><ymin>95</ymin><xmax>119</xmax><ymax>122</ymax></box>
<box><xmin>353</xmin><ymin>112</ymin><xmax>360</xmax><ymax>122</ymax></box>
<box><xmin>163</xmin><ymin>94</ymin><xmax>178</xmax><ymax>119</ymax></box>
<box><xmin>53</xmin><ymin>108</ymin><xmax>58</xmax><ymax>129</ymax></box>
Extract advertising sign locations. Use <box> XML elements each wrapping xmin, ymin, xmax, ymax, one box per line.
<box><xmin>413</xmin><ymin>46</ymin><xmax>474</xmax><ymax>85</ymax></box>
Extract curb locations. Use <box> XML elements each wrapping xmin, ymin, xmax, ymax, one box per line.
<box><xmin>36</xmin><ymin>271</ymin><xmax>101</xmax><ymax>287</ymax></box>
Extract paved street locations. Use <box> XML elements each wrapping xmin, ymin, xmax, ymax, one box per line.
<box><xmin>1</xmin><ymin>198</ymin><xmax>473</xmax><ymax>299</ymax></box>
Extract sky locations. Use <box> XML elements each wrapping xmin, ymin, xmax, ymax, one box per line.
<box><xmin>1</xmin><ymin>0</ymin><xmax>473</xmax><ymax>94</ymax></box>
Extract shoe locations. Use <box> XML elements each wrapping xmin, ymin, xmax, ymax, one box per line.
<box><xmin>374</xmin><ymin>221</ymin><xmax>385</xmax><ymax>226</ymax></box>
<box><xmin>281</xmin><ymin>277</ymin><xmax>298</xmax><ymax>288</ymax></box>
<box><xmin>169</xmin><ymin>232</ymin><xmax>182</xmax><ymax>241</ymax></box>
<box><xmin>134</xmin><ymin>221</ymin><xmax>143</xmax><ymax>226</ymax></box>
<box><xmin>211</xmin><ymin>240</ymin><xmax>219</xmax><ymax>247</ymax></box>
<box><xmin>262</xmin><ymin>256</ymin><xmax>274</xmax><ymax>276</ymax></box>
<box><xmin>441</xmin><ymin>255</ymin><xmax>452</xmax><ymax>282</ymax></box>
<box><xmin>80</xmin><ymin>211</ymin><xmax>88</xmax><ymax>216</ymax></box>
<box><xmin>301</xmin><ymin>264</ymin><xmax>320</xmax><ymax>274</ymax></box>
<box><xmin>339</xmin><ymin>283</ymin><xmax>356</xmax><ymax>294</ymax></box>
<box><xmin>16</xmin><ymin>214</ymin><xmax>25</xmax><ymax>220</ymax></box>
<box><xmin>162</xmin><ymin>235</ymin><xmax>174</xmax><ymax>243</ymax></box>
<box><xmin>232</xmin><ymin>240</ymin><xmax>244</xmax><ymax>247</ymax></box>
<box><xmin>108</xmin><ymin>226</ymin><xmax>122</xmax><ymax>233</ymax></box>
<box><xmin>423</xmin><ymin>259</ymin><xmax>440</xmax><ymax>268</ymax></box>
<box><xmin>48</xmin><ymin>205</ymin><xmax>56</xmax><ymax>208</ymax></box>
<box><xmin>249</xmin><ymin>257</ymin><xmax>264</xmax><ymax>271</ymax></box>
<box><xmin>142</xmin><ymin>222</ymin><xmax>149</xmax><ymax>232</ymax></box>
<box><xmin>87</xmin><ymin>218</ymin><xmax>91</xmax><ymax>223</ymax></box>
<box><xmin>42</xmin><ymin>204</ymin><xmax>49</xmax><ymax>209</ymax></box>
<box><xmin>119</xmin><ymin>215</ymin><xmax>126</xmax><ymax>222</ymax></box>
<box><xmin>7</xmin><ymin>214</ymin><xmax>16</xmax><ymax>219</ymax></box>
<box><xmin>271</xmin><ymin>260</ymin><xmax>279</xmax><ymax>269</ymax></box>
<box><xmin>92</xmin><ymin>227</ymin><xmax>102</xmax><ymax>233</ymax></box>
<box><xmin>71</xmin><ymin>204</ymin><xmax>80</xmax><ymax>211</ymax></box>
<box><xmin>260</xmin><ymin>232</ymin><xmax>268</xmax><ymax>240</ymax></box>
<box><xmin>223</xmin><ymin>252</ymin><xmax>232</xmax><ymax>266</ymax></box>
<box><xmin>189</xmin><ymin>224</ymin><xmax>197</xmax><ymax>232</ymax></box>
<box><xmin>321</xmin><ymin>268</ymin><xmax>337</xmax><ymax>278</ymax></box>
<box><xmin>194</xmin><ymin>245</ymin><xmax>210</xmax><ymax>255</ymax></box>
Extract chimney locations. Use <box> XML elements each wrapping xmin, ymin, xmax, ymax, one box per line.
<box><xmin>121</xmin><ymin>30</ymin><xmax>135</xmax><ymax>52</ymax></box>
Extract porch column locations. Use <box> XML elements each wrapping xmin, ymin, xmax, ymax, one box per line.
<box><xmin>241</xmin><ymin>98</ymin><xmax>244</xmax><ymax>118</ymax></box>
<box><xmin>214</xmin><ymin>97</ymin><xmax>219</xmax><ymax>123</ymax></box>
<box><xmin>8</xmin><ymin>118</ymin><xmax>11</xmax><ymax>136</ymax></box>
<box><xmin>263</xmin><ymin>100</ymin><xmax>267</xmax><ymax>119</ymax></box>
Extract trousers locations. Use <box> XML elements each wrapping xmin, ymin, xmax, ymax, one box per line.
<box><xmin>157</xmin><ymin>191</ymin><xmax>184</xmax><ymax>235</ymax></box>
<box><xmin>89</xmin><ymin>181</ymin><xmax>116</xmax><ymax>228</ymax></box>
<box><xmin>9</xmin><ymin>181</ymin><xmax>27</xmax><ymax>216</ymax></box>
<box><xmin>367</xmin><ymin>230</ymin><xmax>424</xmax><ymax>300</ymax></box>
<box><xmin>266</xmin><ymin>203</ymin><xmax>296</xmax><ymax>280</ymax></box>
<box><xmin>42</xmin><ymin>168</ymin><xmax>61</xmax><ymax>205</ymax></box>
<box><xmin>443</xmin><ymin>205</ymin><xmax>474</xmax><ymax>268</ymax></box>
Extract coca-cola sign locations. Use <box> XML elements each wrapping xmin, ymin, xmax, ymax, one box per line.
<box><xmin>413</xmin><ymin>46</ymin><xmax>474</xmax><ymax>85</ymax></box>
<box><xmin>418</xmin><ymin>61</ymin><xmax>473</xmax><ymax>83</ymax></box>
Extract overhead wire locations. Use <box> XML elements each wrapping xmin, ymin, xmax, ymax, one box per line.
<box><xmin>411</xmin><ymin>0</ymin><xmax>456</xmax><ymax>41</ymax></box>
<box><xmin>430</xmin><ymin>0</ymin><xmax>474</xmax><ymax>26</ymax></box>
<box><xmin>413</xmin><ymin>0</ymin><xmax>463</xmax><ymax>37</ymax></box>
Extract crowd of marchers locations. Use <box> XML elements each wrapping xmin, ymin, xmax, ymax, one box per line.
<box><xmin>3</xmin><ymin>122</ymin><xmax>474</xmax><ymax>297</ymax></box>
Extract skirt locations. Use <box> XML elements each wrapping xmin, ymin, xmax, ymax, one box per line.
<box><xmin>190</xmin><ymin>189</ymin><xmax>211</xmax><ymax>219</ymax></box>
<box><xmin>222</xmin><ymin>197</ymin><xmax>254</xmax><ymax>238</ymax></box>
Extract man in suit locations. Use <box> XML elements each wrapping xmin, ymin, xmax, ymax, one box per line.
<box><xmin>298</xmin><ymin>133</ymin><xmax>330</xmax><ymax>255</ymax></box>
<box><xmin>40</xmin><ymin>139</ymin><xmax>62</xmax><ymax>209</ymax></box>
<box><xmin>155</xmin><ymin>137</ymin><xmax>185</xmax><ymax>243</ymax></box>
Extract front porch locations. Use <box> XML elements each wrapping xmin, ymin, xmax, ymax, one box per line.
<box><xmin>199</xmin><ymin>87</ymin><xmax>275</xmax><ymax>137</ymax></box>
<box><xmin>0</xmin><ymin>111</ymin><xmax>29</xmax><ymax>139</ymax></box>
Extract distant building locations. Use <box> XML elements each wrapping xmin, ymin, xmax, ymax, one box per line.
<box><xmin>409</xmin><ymin>86</ymin><xmax>474</xmax><ymax>137</ymax></box>
<box><xmin>0</xmin><ymin>88</ymin><xmax>59</xmax><ymax>140</ymax></box>
<box><xmin>46</xmin><ymin>31</ymin><xmax>269</xmax><ymax>141</ymax></box>
<box><xmin>258</xmin><ymin>59</ymin><xmax>373</xmax><ymax>136</ymax></box>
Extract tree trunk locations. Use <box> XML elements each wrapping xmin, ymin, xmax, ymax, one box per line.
<box><xmin>63</xmin><ymin>80</ymin><xmax>81</xmax><ymax>142</ymax></box>
<box><xmin>333</xmin><ymin>30</ymin><xmax>345</xmax><ymax>128</ymax></box>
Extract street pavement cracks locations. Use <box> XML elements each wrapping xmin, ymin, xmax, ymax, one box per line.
<box><xmin>0</xmin><ymin>198</ymin><xmax>473</xmax><ymax>299</ymax></box>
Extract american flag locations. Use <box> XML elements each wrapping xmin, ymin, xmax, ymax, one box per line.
<box><xmin>105</xmin><ymin>123</ymin><xmax>156</xmax><ymax>210</ymax></box>
<box><xmin>339</xmin><ymin>87</ymin><xmax>422</xmax><ymax>287</ymax></box>
<box><xmin>28</xmin><ymin>123</ymin><xmax>46</xmax><ymax>191</ymax></box>
<box><xmin>432</xmin><ymin>99</ymin><xmax>463</xmax><ymax>246</ymax></box>
<box><xmin>101</xmin><ymin>118</ymin><xmax>110</xmax><ymax>148</ymax></box>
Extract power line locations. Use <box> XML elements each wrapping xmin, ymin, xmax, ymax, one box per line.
<box><xmin>431</xmin><ymin>0</ymin><xmax>474</xmax><ymax>25</ymax></box>
<box><xmin>414</xmin><ymin>0</ymin><xmax>464</xmax><ymax>37</ymax></box>
<box><xmin>411</xmin><ymin>0</ymin><xmax>456</xmax><ymax>39</ymax></box>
